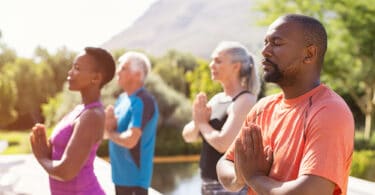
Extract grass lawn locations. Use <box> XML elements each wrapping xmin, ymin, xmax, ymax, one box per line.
<box><xmin>0</xmin><ymin>130</ymin><xmax>32</xmax><ymax>154</ymax></box>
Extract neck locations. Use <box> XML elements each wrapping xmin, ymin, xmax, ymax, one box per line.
<box><xmin>81</xmin><ymin>88</ymin><xmax>101</xmax><ymax>105</ymax></box>
<box><xmin>281</xmin><ymin>79</ymin><xmax>320</xmax><ymax>99</ymax></box>
<box><xmin>221</xmin><ymin>79</ymin><xmax>246</xmax><ymax>98</ymax></box>
<box><xmin>124</xmin><ymin>82</ymin><xmax>143</xmax><ymax>95</ymax></box>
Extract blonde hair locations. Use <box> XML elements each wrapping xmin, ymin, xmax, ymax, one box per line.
<box><xmin>212</xmin><ymin>41</ymin><xmax>260</xmax><ymax>96</ymax></box>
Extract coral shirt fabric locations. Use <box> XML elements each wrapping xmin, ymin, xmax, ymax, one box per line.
<box><xmin>225</xmin><ymin>84</ymin><xmax>354</xmax><ymax>195</ymax></box>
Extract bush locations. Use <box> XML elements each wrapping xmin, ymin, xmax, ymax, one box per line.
<box><xmin>351</xmin><ymin>150</ymin><xmax>375</xmax><ymax>181</ymax></box>
<box><xmin>154</xmin><ymin>127</ymin><xmax>201</xmax><ymax>156</ymax></box>
<box><xmin>354</xmin><ymin>131</ymin><xmax>375</xmax><ymax>151</ymax></box>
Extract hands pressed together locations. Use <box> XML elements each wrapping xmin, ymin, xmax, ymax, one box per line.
<box><xmin>30</xmin><ymin>123</ymin><xmax>51</xmax><ymax>162</ymax></box>
<box><xmin>192</xmin><ymin>92</ymin><xmax>211</xmax><ymax>130</ymax></box>
<box><xmin>104</xmin><ymin>105</ymin><xmax>118</xmax><ymax>139</ymax></box>
<box><xmin>234</xmin><ymin>123</ymin><xmax>273</xmax><ymax>185</ymax></box>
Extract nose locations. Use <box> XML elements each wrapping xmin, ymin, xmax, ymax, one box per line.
<box><xmin>261</xmin><ymin>43</ymin><xmax>272</xmax><ymax>58</ymax></box>
<box><xmin>209</xmin><ymin>61</ymin><xmax>215</xmax><ymax>69</ymax></box>
<box><xmin>67</xmin><ymin>67</ymin><xmax>73</xmax><ymax>75</ymax></box>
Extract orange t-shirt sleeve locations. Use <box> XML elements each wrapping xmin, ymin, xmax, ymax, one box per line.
<box><xmin>299</xmin><ymin>100</ymin><xmax>354</xmax><ymax>194</ymax></box>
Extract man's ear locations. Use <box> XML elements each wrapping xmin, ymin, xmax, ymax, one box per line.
<box><xmin>304</xmin><ymin>45</ymin><xmax>318</xmax><ymax>64</ymax></box>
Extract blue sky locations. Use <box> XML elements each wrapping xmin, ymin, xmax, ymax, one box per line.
<box><xmin>0</xmin><ymin>0</ymin><xmax>157</xmax><ymax>57</ymax></box>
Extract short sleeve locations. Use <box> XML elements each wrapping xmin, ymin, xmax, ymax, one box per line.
<box><xmin>299</xmin><ymin>100</ymin><xmax>354</xmax><ymax>194</ymax></box>
<box><xmin>128</xmin><ymin>98</ymin><xmax>144</xmax><ymax>130</ymax></box>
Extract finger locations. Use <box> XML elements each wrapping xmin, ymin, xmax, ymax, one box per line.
<box><xmin>265</xmin><ymin>146</ymin><xmax>274</xmax><ymax>163</ymax></box>
<box><xmin>235</xmin><ymin>138</ymin><xmax>245</xmax><ymax>154</ymax></box>
<box><xmin>253</xmin><ymin>126</ymin><xmax>263</xmax><ymax>157</ymax></box>
<box><xmin>243</xmin><ymin>127</ymin><xmax>253</xmax><ymax>154</ymax></box>
<box><xmin>29</xmin><ymin>132</ymin><xmax>35</xmax><ymax>145</ymax></box>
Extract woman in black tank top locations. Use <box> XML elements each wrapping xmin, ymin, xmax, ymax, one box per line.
<box><xmin>182</xmin><ymin>41</ymin><xmax>260</xmax><ymax>195</ymax></box>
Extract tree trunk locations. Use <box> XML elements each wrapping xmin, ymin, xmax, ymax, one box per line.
<box><xmin>364</xmin><ymin>87</ymin><xmax>374</xmax><ymax>140</ymax></box>
<box><xmin>364</xmin><ymin>112</ymin><xmax>372</xmax><ymax>139</ymax></box>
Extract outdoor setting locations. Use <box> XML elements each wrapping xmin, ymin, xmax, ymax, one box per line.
<box><xmin>0</xmin><ymin>0</ymin><xmax>374</xmax><ymax>194</ymax></box>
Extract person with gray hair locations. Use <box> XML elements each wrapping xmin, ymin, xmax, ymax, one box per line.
<box><xmin>182</xmin><ymin>41</ymin><xmax>260</xmax><ymax>195</ymax></box>
<box><xmin>104</xmin><ymin>51</ymin><xmax>159</xmax><ymax>195</ymax></box>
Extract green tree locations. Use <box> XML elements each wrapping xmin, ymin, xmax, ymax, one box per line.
<box><xmin>0</xmin><ymin>42</ymin><xmax>17</xmax><ymax>69</ymax></box>
<box><xmin>153</xmin><ymin>50</ymin><xmax>199</xmax><ymax>97</ymax></box>
<box><xmin>256</xmin><ymin>0</ymin><xmax>375</xmax><ymax>139</ymax></box>
<box><xmin>186</xmin><ymin>59</ymin><xmax>221</xmax><ymax>101</ymax></box>
<box><xmin>34</xmin><ymin>46</ymin><xmax>76</xmax><ymax>93</ymax></box>
<box><xmin>0</xmin><ymin>71</ymin><xmax>18</xmax><ymax>127</ymax></box>
<box><xmin>3</xmin><ymin>58</ymin><xmax>55</xmax><ymax>124</ymax></box>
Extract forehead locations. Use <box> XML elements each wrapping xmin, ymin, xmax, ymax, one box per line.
<box><xmin>265</xmin><ymin>18</ymin><xmax>304</xmax><ymax>41</ymax></box>
<box><xmin>74</xmin><ymin>53</ymin><xmax>95</xmax><ymax>68</ymax></box>
<box><xmin>212</xmin><ymin>50</ymin><xmax>230</xmax><ymax>60</ymax></box>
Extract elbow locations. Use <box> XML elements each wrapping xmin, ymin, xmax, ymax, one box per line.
<box><xmin>126</xmin><ymin>140</ymin><xmax>138</xmax><ymax>149</ymax></box>
<box><xmin>182</xmin><ymin>131</ymin><xmax>192</xmax><ymax>143</ymax></box>
<box><xmin>182</xmin><ymin>129</ymin><xmax>197</xmax><ymax>143</ymax></box>
<box><xmin>50</xmin><ymin>168</ymin><xmax>78</xmax><ymax>181</ymax></box>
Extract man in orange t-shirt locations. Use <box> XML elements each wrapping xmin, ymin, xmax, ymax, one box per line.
<box><xmin>216</xmin><ymin>14</ymin><xmax>354</xmax><ymax>195</ymax></box>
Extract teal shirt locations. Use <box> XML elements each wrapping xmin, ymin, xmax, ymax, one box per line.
<box><xmin>109</xmin><ymin>87</ymin><xmax>158</xmax><ymax>189</ymax></box>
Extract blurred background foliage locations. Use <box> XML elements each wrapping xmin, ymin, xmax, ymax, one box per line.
<box><xmin>0</xmin><ymin>0</ymin><xmax>374</xmax><ymax>180</ymax></box>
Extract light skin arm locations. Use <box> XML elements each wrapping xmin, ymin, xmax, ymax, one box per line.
<box><xmin>30</xmin><ymin>109</ymin><xmax>104</xmax><ymax>181</ymax></box>
<box><xmin>182</xmin><ymin>120</ymin><xmax>200</xmax><ymax>143</ymax></box>
<box><xmin>104</xmin><ymin>105</ymin><xmax>142</xmax><ymax>149</ymax></box>
<box><xmin>196</xmin><ymin>92</ymin><xmax>256</xmax><ymax>153</ymax></box>
<box><xmin>216</xmin><ymin>155</ymin><xmax>246</xmax><ymax>192</ymax></box>
<box><xmin>226</xmin><ymin>123</ymin><xmax>335</xmax><ymax>195</ymax></box>
<box><xmin>182</xmin><ymin>93</ymin><xmax>211</xmax><ymax>143</ymax></box>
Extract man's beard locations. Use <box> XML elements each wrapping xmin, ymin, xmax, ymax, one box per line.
<box><xmin>263</xmin><ymin>59</ymin><xmax>282</xmax><ymax>83</ymax></box>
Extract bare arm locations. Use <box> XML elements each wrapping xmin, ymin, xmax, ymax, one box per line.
<box><xmin>199</xmin><ymin>94</ymin><xmax>256</xmax><ymax>153</ymax></box>
<box><xmin>106</xmin><ymin>127</ymin><xmax>142</xmax><ymax>149</ymax></box>
<box><xmin>182</xmin><ymin>121</ymin><xmax>200</xmax><ymax>143</ymax></box>
<box><xmin>216</xmin><ymin>156</ymin><xmax>246</xmax><ymax>192</ymax></box>
<box><xmin>30</xmin><ymin>109</ymin><xmax>104</xmax><ymax>181</ymax></box>
<box><xmin>234</xmin><ymin>124</ymin><xmax>335</xmax><ymax>195</ymax></box>
<box><xmin>247</xmin><ymin>174</ymin><xmax>334</xmax><ymax>195</ymax></box>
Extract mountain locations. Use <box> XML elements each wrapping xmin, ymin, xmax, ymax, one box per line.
<box><xmin>101</xmin><ymin>0</ymin><xmax>267</xmax><ymax>59</ymax></box>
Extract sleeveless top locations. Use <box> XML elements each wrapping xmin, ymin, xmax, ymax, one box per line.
<box><xmin>49</xmin><ymin>101</ymin><xmax>105</xmax><ymax>195</ymax></box>
<box><xmin>200</xmin><ymin>91</ymin><xmax>251</xmax><ymax>180</ymax></box>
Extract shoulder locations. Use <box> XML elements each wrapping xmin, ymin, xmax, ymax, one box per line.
<box><xmin>232</xmin><ymin>92</ymin><xmax>257</xmax><ymax>109</ymax></box>
<box><xmin>310</xmin><ymin>86</ymin><xmax>353</xmax><ymax>118</ymax></box>
<box><xmin>80</xmin><ymin>107</ymin><xmax>105</xmax><ymax>125</ymax></box>
<box><xmin>253</xmin><ymin>93</ymin><xmax>282</xmax><ymax>110</ymax></box>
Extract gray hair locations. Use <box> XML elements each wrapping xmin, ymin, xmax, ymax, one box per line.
<box><xmin>211</xmin><ymin>41</ymin><xmax>260</xmax><ymax>96</ymax></box>
<box><xmin>118</xmin><ymin>51</ymin><xmax>151</xmax><ymax>81</ymax></box>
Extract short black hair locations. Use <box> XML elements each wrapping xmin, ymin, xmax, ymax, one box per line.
<box><xmin>282</xmin><ymin>14</ymin><xmax>327</xmax><ymax>64</ymax></box>
<box><xmin>84</xmin><ymin>47</ymin><xmax>116</xmax><ymax>88</ymax></box>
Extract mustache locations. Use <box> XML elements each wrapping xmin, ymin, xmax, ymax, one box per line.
<box><xmin>262</xmin><ymin>58</ymin><xmax>278</xmax><ymax>67</ymax></box>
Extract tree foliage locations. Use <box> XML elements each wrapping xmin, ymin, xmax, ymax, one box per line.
<box><xmin>185</xmin><ymin>59</ymin><xmax>221</xmax><ymax>101</ymax></box>
<box><xmin>153</xmin><ymin>50</ymin><xmax>199</xmax><ymax>97</ymax></box>
<box><xmin>256</xmin><ymin>0</ymin><xmax>375</xmax><ymax>139</ymax></box>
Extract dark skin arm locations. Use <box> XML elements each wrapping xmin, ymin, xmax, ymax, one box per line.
<box><xmin>235</xmin><ymin>124</ymin><xmax>335</xmax><ymax>195</ymax></box>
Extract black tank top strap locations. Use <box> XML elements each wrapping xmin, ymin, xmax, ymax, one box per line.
<box><xmin>232</xmin><ymin>90</ymin><xmax>251</xmax><ymax>101</ymax></box>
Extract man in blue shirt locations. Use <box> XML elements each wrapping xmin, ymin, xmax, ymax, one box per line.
<box><xmin>104</xmin><ymin>51</ymin><xmax>159</xmax><ymax>195</ymax></box>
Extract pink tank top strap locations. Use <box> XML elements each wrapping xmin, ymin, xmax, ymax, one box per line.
<box><xmin>83</xmin><ymin>101</ymin><xmax>103</xmax><ymax>111</ymax></box>
<box><xmin>73</xmin><ymin>101</ymin><xmax>103</xmax><ymax>119</ymax></box>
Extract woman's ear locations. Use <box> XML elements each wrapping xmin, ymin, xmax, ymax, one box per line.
<box><xmin>92</xmin><ymin>72</ymin><xmax>103</xmax><ymax>85</ymax></box>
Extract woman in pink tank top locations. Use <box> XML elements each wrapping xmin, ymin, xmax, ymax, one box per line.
<box><xmin>30</xmin><ymin>47</ymin><xmax>116</xmax><ymax>194</ymax></box>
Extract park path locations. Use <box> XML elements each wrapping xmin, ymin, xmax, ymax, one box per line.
<box><xmin>0</xmin><ymin>154</ymin><xmax>161</xmax><ymax>195</ymax></box>
<box><xmin>0</xmin><ymin>154</ymin><xmax>374</xmax><ymax>195</ymax></box>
